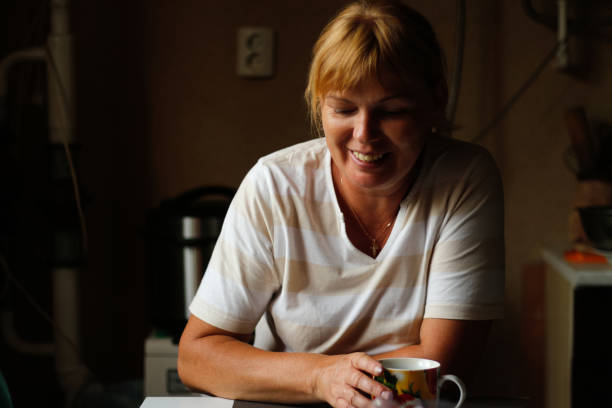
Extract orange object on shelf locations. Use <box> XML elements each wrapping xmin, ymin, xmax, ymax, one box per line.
<box><xmin>564</xmin><ymin>249</ymin><xmax>608</xmax><ymax>264</ymax></box>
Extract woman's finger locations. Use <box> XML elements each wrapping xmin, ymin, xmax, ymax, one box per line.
<box><xmin>348</xmin><ymin>353</ymin><xmax>391</xmax><ymax>399</ymax></box>
<box><xmin>352</xmin><ymin>352</ymin><xmax>384</xmax><ymax>376</ymax></box>
<box><xmin>315</xmin><ymin>353</ymin><xmax>392</xmax><ymax>408</ymax></box>
<box><xmin>346</xmin><ymin>367</ymin><xmax>392</xmax><ymax>402</ymax></box>
<box><xmin>343</xmin><ymin>384</ymin><xmax>374</xmax><ymax>408</ymax></box>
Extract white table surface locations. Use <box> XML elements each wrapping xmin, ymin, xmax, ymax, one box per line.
<box><xmin>140</xmin><ymin>395</ymin><xmax>304</xmax><ymax>408</ymax></box>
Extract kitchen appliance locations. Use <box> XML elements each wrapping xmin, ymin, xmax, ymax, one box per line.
<box><xmin>144</xmin><ymin>334</ymin><xmax>186</xmax><ymax>396</ymax></box>
<box><xmin>144</xmin><ymin>186</ymin><xmax>235</xmax><ymax>337</ymax></box>
<box><xmin>143</xmin><ymin>186</ymin><xmax>234</xmax><ymax>396</ymax></box>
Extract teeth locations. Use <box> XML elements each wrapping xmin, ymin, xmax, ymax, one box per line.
<box><xmin>353</xmin><ymin>151</ymin><xmax>383</xmax><ymax>162</ymax></box>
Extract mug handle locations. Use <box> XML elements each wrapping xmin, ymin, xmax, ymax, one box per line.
<box><xmin>438</xmin><ymin>374</ymin><xmax>466</xmax><ymax>408</ymax></box>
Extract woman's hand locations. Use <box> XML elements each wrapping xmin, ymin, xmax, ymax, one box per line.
<box><xmin>313</xmin><ymin>352</ymin><xmax>393</xmax><ymax>408</ymax></box>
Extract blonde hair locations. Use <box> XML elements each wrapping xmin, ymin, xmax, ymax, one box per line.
<box><xmin>305</xmin><ymin>0</ymin><xmax>448</xmax><ymax>134</ymax></box>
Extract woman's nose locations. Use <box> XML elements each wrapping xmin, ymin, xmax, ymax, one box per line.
<box><xmin>353</xmin><ymin>111</ymin><xmax>380</xmax><ymax>142</ymax></box>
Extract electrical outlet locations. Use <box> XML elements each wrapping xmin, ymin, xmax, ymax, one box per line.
<box><xmin>237</xmin><ymin>27</ymin><xmax>275</xmax><ymax>78</ymax></box>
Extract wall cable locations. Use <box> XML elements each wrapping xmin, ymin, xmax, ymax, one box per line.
<box><xmin>469</xmin><ymin>41</ymin><xmax>561</xmax><ymax>144</ymax></box>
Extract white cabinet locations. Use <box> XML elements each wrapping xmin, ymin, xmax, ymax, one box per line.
<box><xmin>542</xmin><ymin>249</ymin><xmax>612</xmax><ymax>408</ymax></box>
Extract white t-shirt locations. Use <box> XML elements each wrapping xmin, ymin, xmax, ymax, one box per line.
<box><xmin>190</xmin><ymin>135</ymin><xmax>505</xmax><ymax>355</ymax></box>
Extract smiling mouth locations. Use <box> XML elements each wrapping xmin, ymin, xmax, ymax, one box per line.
<box><xmin>351</xmin><ymin>150</ymin><xmax>386</xmax><ymax>163</ymax></box>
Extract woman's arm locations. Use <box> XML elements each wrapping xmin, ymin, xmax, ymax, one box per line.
<box><xmin>373</xmin><ymin>318</ymin><xmax>492</xmax><ymax>386</ymax></box>
<box><xmin>178</xmin><ymin>315</ymin><xmax>393</xmax><ymax>408</ymax></box>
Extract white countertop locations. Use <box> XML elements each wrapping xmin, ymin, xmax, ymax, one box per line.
<box><xmin>140</xmin><ymin>395</ymin><xmax>303</xmax><ymax>408</ymax></box>
<box><xmin>141</xmin><ymin>396</ymin><xmax>230</xmax><ymax>408</ymax></box>
<box><xmin>139</xmin><ymin>395</ymin><xmax>522</xmax><ymax>408</ymax></box>
<box><xmin>541</xmin><ymin>248</ymin><xmax>612</xmax><ymax>286</ymax></box>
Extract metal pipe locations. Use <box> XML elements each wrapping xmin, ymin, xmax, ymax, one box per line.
<box><xmin>445</xmin><ymin>0</ymin><xmax>466</xmax><ymax>127</ymax></box>
<box><xmin>53</xmin><ymin>266</ymin><xmax>92</xmax><ymax>401</ymax></box>
<box><xmin>556</xmin><ymin>0</ymin><xmax>569</xmax><ymax>70</ymax></box>
<box><xmin>522</xmin><ymin>0</ymin><xmax>612</xmax><ymax>34</ymax></box>
<box><xmin>46</xmin><ymin>1</ymin><xmax>93</xmax><ymax>405</ymax></box>
<box><xmin>47</xmin><ymin>0</ymin><xmax>74</xmax><ymax>144</ymax></box>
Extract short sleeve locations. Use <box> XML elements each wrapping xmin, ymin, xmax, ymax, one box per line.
<box><xmin>424</xmin><ymin>148</ymin><xmax>505</xmax><ymax>320</ymax></box>
<box><xmin>189</xmin><ymin>162</ymin><xmax>281</xmax><ymax>334</ymax></box>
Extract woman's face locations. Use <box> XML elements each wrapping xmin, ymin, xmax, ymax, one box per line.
<box><xmin>321</xmin><ymin>73</ymin><xmax>436</xmax><ymax>197</ymax></box>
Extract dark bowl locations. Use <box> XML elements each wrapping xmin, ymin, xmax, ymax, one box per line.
<box><xmin>578</xmin><ymin>205</ymin><xmax>612</xmax><ymax>251</ymax></box>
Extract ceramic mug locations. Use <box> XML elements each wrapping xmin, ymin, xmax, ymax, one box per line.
<box><xmin>373</xmin><ymin>358</ymin><xmax>466</xmax><ymax>408</ymax></box>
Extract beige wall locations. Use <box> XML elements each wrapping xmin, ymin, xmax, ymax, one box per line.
<box><xmin>73</xmin><ymin>0</ymin><xmax>612</xmax><ymax>398</ymax></box>
<box><xmin>145</xmin><ymin>0</ymin><xmax>347</xmax><ymax>198</ymax></box>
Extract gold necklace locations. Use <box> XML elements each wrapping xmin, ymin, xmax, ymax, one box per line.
<box><xmin>340</xmin><ymin>176</ymin><xmax>396</xmax><ymax>257</ymax></box>
<box><xmin>346</xmin><ymin>204</ymin><xmax>394</xmax><ymax>257</ymax></box>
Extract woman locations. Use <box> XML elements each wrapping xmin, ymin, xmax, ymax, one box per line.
<box><xmin>178</xmin><ymin>1</ymin><xmax>504</xmax><ymax>407</ymax></box>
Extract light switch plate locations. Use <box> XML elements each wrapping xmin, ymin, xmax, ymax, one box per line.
<box><xmin>237</xmin><ymin>27</ymin><xmax>275</xmax><ymax>78</ymax></box>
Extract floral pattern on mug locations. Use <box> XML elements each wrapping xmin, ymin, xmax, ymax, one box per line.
<box><xmin>375</xmin><ymin>368</ymin><xmax>436</xmax><ymax>406</ymax></box>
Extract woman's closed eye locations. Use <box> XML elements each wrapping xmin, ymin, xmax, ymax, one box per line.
<box><xmin>374</xmin><ymin>106</ymin><xmax>418</xmax><ymax>118</ymax></box>
<box><xmin>333</xmin><ymin>108</ymin><xmax>357</xmax><ymax>115</ymax></box>
<box><xmin>330</xmin><ymin>106</ymin><xmax>414</xmax><ymax>116</ymax></box>
<box><xmin>380</xmin><ymin>108</ymin><xmax>412</xmax><ymax>116</ymax></box>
